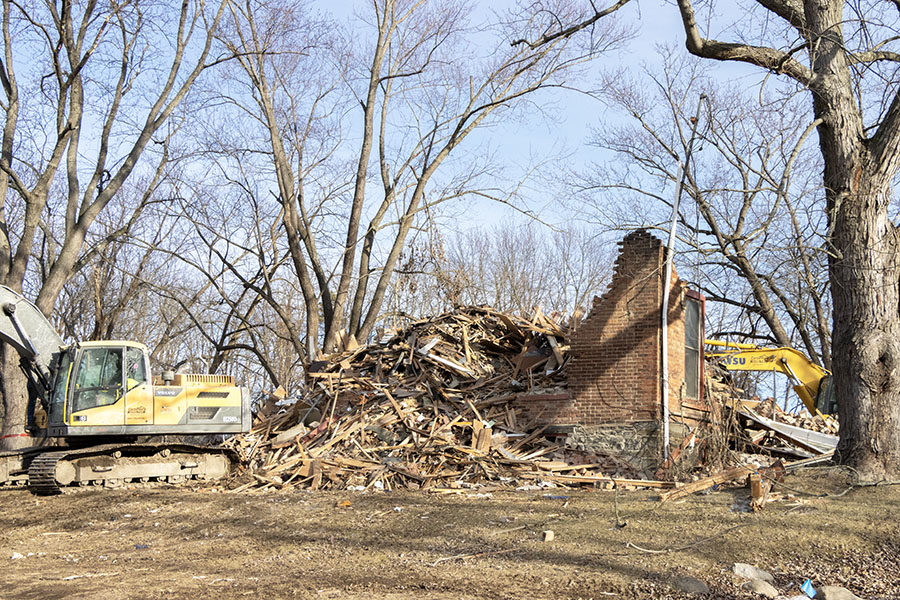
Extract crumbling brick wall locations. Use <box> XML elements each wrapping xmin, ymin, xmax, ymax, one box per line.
<box><xmin>517</xmin><ymin>230</ymin><xmax>704</xmax><ymax>473</ymax></box>
<box><xmin>568</xmin><ymin>230</ymin><xmax>679</xmax><ymax>424</ymax></box>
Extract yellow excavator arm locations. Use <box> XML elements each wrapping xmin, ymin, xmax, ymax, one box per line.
<box><xmin>705</xmin><ymin>340</ymin><xmax>834</xmax><ymax>416</ymax></box>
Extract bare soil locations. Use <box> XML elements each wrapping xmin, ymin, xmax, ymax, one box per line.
<box><xmin>0</xmin><ymin>468</ymin><xmax>897</xmax><ymax>600</ymax></box>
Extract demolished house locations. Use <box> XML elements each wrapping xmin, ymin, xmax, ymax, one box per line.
<box><xmin>228</xmin><ymin>230</ymin><xmax>836</xmax><ymax>496</ymax></box>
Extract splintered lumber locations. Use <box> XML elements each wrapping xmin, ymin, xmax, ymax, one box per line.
<box><xmin>784</xmin><ymin>451</ymin><xmax>834</xmax><ymax>470</ymax></box>
<box><xmin>546</xmin><ymin>335</ymin><xmax>565</xmax><ymax>368</ymax></box>
<box><xmin>226</xmin><ymin>305</ymin><xmax>654</xmax><ymax>491</ymax></box>
<box><xmin>658</xmin><ymin>465</ymin><xmax>754</xmax><ymax>502</ymax></box>
<box><xmin>749</xmin><ymin>472</ymin><xmax>769</xmax><ymax>511</ymax></box>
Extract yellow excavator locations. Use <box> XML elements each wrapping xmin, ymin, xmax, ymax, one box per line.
<box><xmin>705</xmin><ymin>340</ymin><xmax>836</xmax><ymax>416</ymax></box>
<box><xmin>0</xmin><ymin>285</ymin><xmax>250</xmax><ymax>493</ymax></box>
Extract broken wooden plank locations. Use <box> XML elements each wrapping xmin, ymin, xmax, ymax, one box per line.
<box><xmin>520</xmin><ymin>472</ymin><xmax>677</xmax><ymax>488</ymax></box>
<box><xmin>658</xmin><ymin>465</ymin><xmax>754</xmax><ymax>502</ymax></box>
<box><xmin>749</xmin><ymin>472</ymin><xmax>770</xmax><ymax>512</ymax></box>
<box><xmin>546</xmin><ymin>335</ymin><xmax>565</xmax><ymax>367</ymax></box>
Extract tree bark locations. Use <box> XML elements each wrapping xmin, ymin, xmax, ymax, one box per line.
<box><xmin>828</xmin><ymin>163</ymin><xmax>900</xmax><ymax>480</ymax></box>
<box><xmin>0</xmin><ymin>344</ymin><xmax>30</xmax><ymax>449</ymax></box>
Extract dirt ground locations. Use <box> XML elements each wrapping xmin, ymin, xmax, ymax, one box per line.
<box><xmin>0</xmin><ymin>468</ymin><xmax>897</xmax><ymax>600</ymax></box>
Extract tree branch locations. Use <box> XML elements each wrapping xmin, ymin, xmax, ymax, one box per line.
<box><xmin>754</xmin><ymin>0</ymin><xmax>806</xmax><ymax>32</ymax></box>
<box><xmin>676</xmin><ymin>0</ymin><xmax>814</xmax><ymax>87</ymax></box>
<box><xmin>510</xmin><ymin>0</ymin><xmax>633</xmax><ymax>49</ymax></box>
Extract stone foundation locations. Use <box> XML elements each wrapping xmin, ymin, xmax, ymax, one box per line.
<box><xmin>565</xmin><ymin>422</ymin><xmax>662</xmax><ymax>474</ymax></box>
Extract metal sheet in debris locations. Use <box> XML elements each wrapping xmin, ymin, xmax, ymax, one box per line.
<box><xmin>740</xmin><ymin>409</ymin><xmax>838</xmax><ymax>455</ymax></box>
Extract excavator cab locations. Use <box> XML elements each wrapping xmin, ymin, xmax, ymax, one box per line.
<box><xmin>47</xmin><ymin>342</ymin><xmax>151</xmax><ymax>431</ymax></box>
<box><xmin>44</xmin><ymin>341</ymin><xmax>249</xmax><ymax>438</ymax></box>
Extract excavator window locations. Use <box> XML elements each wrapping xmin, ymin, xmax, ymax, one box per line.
<box><xmin>815</xmin><ymin>374</ymin><xmax>837</xmax><ymax>415</ymax></box>
<box><xmin>72</xmin><ymin>347</ymin><xmax>124</xmax><ymax>413</ymax></box>
<box><xmin>126</xmin><ymin>347</ymin><xmax>146</xmax><ymax>391</ymax></box>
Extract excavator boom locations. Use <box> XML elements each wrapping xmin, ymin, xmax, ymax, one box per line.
<box><xmin>0</xmin><ymin>285</ymin><xmax>64</xmax><ymax>396</ymax></box>
<box><xmin>705</xmin><ymin>340</ymin><xmax>834</xmax><ymax>416</ymax></box>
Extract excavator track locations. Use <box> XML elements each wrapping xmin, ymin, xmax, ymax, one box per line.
<box><xmin>0</xmin><ymin>446</ymin><xmax>44</xmax><ymax>488</ymax></box>
<box><xmin>2</xmin><ymin>443</ymin><xmax>237</xmax><ymax>495</ymax></box>
<box><xmin>27</xmin><ymin>451</ymin><xmax>65</xmax><ymax>495</ymax></box>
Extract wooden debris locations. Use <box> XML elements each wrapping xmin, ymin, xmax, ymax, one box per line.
<box><xmin>748</xmin><ymin>472</ymin><xmax>769</xmax><ymax>511</ymax></box>
<box><xmin>659</xmin><ymin>465</ymin><xmax>754</xmax><ymax>502</ymax></box>
<box><xmin>226</xmin><ymin>306</ymin><xmax>645</xmax><ymax>492</ymax></box>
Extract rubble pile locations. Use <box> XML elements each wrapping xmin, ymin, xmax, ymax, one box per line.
<box><xmin>704</xmin><ymin>361</ymin><xmax>839</xmax><ymax>458</ymax></box>
<box><xmin>663</xmin><ymin>360</ymin><xmax>840</xmax><ymax>508</ymax></box>
<box><xmin>223</xmin><ymin>305</ymin><xmax>838</xmax><ymax>500</ymax></box>
<box><xmin>226</xmin><ymin>306</ymin><xmax>649</xmax><ymax>492</ymax></box>
<box><xmin>751</xmin><ymin>398</ymin><xmax>839</xmax><ymax>435</ymax></box>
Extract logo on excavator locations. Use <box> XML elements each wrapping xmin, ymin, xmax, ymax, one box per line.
<box><xmin>154</xmin><ymin>387</ymin><xmax>183</xmax><ymax>397</ymax></box>
<box><xmin>722</xmin><ymin>356</ymin><xmax>746</xmax><ymax>366</ymax></box>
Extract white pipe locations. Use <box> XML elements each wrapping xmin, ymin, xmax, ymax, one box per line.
<box><xmin>661</xmin><ymin>94</ymin><xmax>705</xmax><ymax>461</ymax></box>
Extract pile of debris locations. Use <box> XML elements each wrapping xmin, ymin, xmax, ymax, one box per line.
<box><xmin>704</xmin><ymin>364</ymin><xmax>838</xmax><ymax>460</ymax></box>
<box><xmin>668</xmin><ymin>362</ymin><xmax>839</xmax><ymax>510</ymax></box>
<box><xmin>225</xmin><ymin>306</ymin><xmax>654</xmax><ymax>492</ymax></box>
<box><xmin>751</xmin><ymin>398</ymin><xmax>838</xmax><ymax>435</ymax></box>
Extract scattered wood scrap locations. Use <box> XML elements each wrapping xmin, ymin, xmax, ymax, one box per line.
<box><xmin>658</xmin><ymin>465</ymin><xmax>754</xmax><ymax>502</ymax></box>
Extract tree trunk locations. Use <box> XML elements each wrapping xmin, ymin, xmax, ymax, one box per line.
<box><xmin>830</xmin><ymin>172</ymin><xmax>900</xmax><ymax>480</ymax></box>
<box><xmin>0</xmin><ymin>343</ymin><xmax>31</xmax><ymax>450</ymax></box>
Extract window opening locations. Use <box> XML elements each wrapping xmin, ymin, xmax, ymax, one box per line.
<box><xmin>685</xmin><ymin>297</ymin><xmax>701</xmax><ymax>399</ymax></box>
<box><xmin>72</xmin><ymin>347</ymin><xmax>124</xmax><ymax>413</ymax></box>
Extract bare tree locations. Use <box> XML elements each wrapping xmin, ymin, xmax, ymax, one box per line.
<box><xmin>583</xmin><ymin>53</ymin><xmax>832</xmax><ymax>368</ymax></box>
<box><xmin>165</xmin><ymin>182</ymin><xmax>308</xmax><ymax>392</ymax></box>
<box><xmin>213</xmin><ymin>0</ymin><xmax>634</xmax><ymax>363</ymax></box>
<box><xmin>672</xmin><ymin>0</ymin><xmax>900</xmax><ymax>479</ymax></box>
<box><xmin>0</xmin><ymin>0</ymin><xmax>229</xmax><ymax>448</ymax></box>
<box><xmin>388</xmin><ymin>222</ymin><xmax>613</xmax><ymax>320</ymax></box>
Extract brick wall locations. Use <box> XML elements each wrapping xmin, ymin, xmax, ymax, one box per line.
<box><xmin>565</xmin><ymin>229</ymin><xmax>688</xmax><ymax>424</ymax></box>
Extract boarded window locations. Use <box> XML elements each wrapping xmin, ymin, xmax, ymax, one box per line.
<box><xmin>685</xmin><ymin>297</ymin><xmax>702</xmax><ymax>399</ymax></box>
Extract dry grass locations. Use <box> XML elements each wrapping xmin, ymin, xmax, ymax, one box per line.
<box><xmin>0</xmin><ymin>468</ymin><xmax>896</xmax><ymax>599</ymax></box>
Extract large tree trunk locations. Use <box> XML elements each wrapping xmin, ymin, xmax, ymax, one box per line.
<box><xmin>0</xmin><ymin>344</ymin><xmax>31</xmax><ymax>450</ymax></box>
<box><xmin>809</xmin><ymin>0</ymin><xmax>900</xmax><ymax>479</ymax></box>
<box><xmin>830</xmin><ymin>171</ymin><xmax>900</xmax><ymax>480</ymax></box>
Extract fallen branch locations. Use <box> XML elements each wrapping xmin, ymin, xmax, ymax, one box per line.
<box><xmin>431</xmin><ymin>547</ymin><xmax>519</xmax><ymax>566</ymax></box>
<box><xmin>625</xmin><ymin>523</ymin><xmax>750</xmax><ymax>554</ymax></box>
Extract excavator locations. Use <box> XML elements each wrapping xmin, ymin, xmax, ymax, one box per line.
<box><xmin>0</xmin><ymin>285</ymin><xmax>251</xmax><ymax>494</ymax></box>
<box><xmin>705</xmin><ymin>339</ymin><xmax>836</xmax><ymax>417</ymax></box>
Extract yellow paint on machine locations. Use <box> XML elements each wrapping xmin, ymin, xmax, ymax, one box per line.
<box><xmin>69</xmin><ymin>373</ymin><xmax>242</xmax><ymax>427</ymax></box>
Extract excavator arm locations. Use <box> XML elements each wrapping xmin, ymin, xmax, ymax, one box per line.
<box><xmin>0</xmin><ymin>285</ymin><xmax>64</xmax><ymax>405</ymax></box>
<box><xmin>705</xmin><ymin>340</ymin><xmax>833</xmax><ymax>416</ymax></box>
